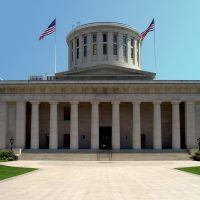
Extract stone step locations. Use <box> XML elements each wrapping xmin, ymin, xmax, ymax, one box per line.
<box><xmin>19</xmin><ymin>151</ymin><xmax>192</xmax><ymax>161</ymax></box>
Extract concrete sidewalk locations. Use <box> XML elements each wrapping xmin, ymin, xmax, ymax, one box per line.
<box><xmin>1</xmin><ymin>160</ymin><xmax>200</xmax><ymax>200</ymax></box>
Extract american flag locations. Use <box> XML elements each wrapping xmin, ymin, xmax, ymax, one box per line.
<box><xmin>141</xmin><ymin>19</ymin><xmax>155</xmax><ymax>41</ymax></box>
<box><xmin>39</xmin><ymin>19</ymin><xmax>56</xmax><ymax>40</ymax></box>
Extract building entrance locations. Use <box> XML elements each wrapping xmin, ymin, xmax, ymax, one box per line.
<box><xmin>99</xmin><ymin>127</ymin><xmax>112</xmax><ymax>149</ymax></box>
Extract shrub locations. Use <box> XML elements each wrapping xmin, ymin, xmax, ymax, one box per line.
<box><xmin>194</xmin><ymin>151</ymin><xmax>200</xmax><ymax>161</ymax></box>
<box><xmin>0</xmin><ymin>150</ymin><xmax>15</xmax><ymax>161</ymax></box>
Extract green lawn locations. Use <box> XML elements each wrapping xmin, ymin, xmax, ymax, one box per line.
<box><xmin>177</xmin><ymin>166</ymin><xmax>200</xmax><ymax>175</ymax></box>
<box><xmin>0</xmin><ymin>165</ymin><xmax>37</xmax><ymax>180</ymax></box>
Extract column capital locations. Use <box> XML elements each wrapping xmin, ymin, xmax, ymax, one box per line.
<box><xmin>153</xmin><ymin>101</ymin><xmax>162</xmax><ymax>105</ymax></box>
<box><xmin>111</xmin><ymin>101</ymin><xmax>120</xmax><ymax>105</ymax></box>
<box><xmin>30</xmin><ymin>101</ymin><xmax>40</xmax><ymax>105</ymax></box>
<box><xmin>171</xmin><ymin>101</ymin><xmax>181</xmax><ymax>105</ymax></box>
<box><xmin>91</xmin><ymin>101</ymin><xmax>99</xmax><ymax>105</ymax></box>
<box><xmin>16</xmin><ymin>101</ymin><xmax>26</xmax><ymax>104</ymax></box>
<box><xmin>49</xmin><ymin>101</ymin><xmax>58</xmax><ymax>105</ymax></box>
<box><xmin>132</xmin><ymin>101</ymin><xmax>141</xmax><ymax>105</ymax></box>
<box><xmin>70</xmin><ymin>101</ymin><xmax>79</xmax><ymax>105</ymax></box>
<box><xmin>186</xmin><ymin>101</ymin><xmax>195</xmax><ymax>105</ymax></box>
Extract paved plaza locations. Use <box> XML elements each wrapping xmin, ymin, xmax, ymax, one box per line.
<box><xmin>0</xmin><ymin>160</ymin><xmax>200</xmax><ymax>200</ymax></box>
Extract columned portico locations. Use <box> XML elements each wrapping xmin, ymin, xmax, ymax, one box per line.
<box><xmin>0</xmin><ymin>102</ymin><xmax>7</xmax><ymax>149</ymax></box>
<box><xmin>153</xmin><ymin>101</ymin><xmax>162</xmax><ymax>149</ymax></box>
<box><xmin>112</xmin><ymin>101</ymin><xmax>120</xmax><ymax>150</ymax></box>
<box><xmin>70</xmin><ymin>101</ymin><xmax>79</xmax><ymax>149</ymax></box>
<box><xmin>91</xmin><ymin>101</ymin><xmax>99</xmax><ymax>150</ymax></box>
<box><xmin>172</xmin><ymin>101</ymin><xmax>181</xmax><ymax>149</ymax></box>
<box><xmin>16</xmin><ymin>101</ymin><xmax>26</xmax><ymax>149</ymax></box>
<box><xmin>132</xmin><ymin>101</ymin><xmax>141</xmax><ymax>149</ymax></box>
<box><xmin>31</xmin><ymin>101</ymin><xmax>40</xmax><ymax>149</ymax></box>
<box><xmin>49</xmin><ymin>101</ymin><xmax>58</xmax><ymax>149</ymax></box>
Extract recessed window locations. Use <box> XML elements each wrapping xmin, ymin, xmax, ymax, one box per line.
<box><xmin>103</xmin><ymin>33</ymin><xmax>107</xmax><ymax>42</ymax></box>
<box><xmin>131</xmin><ymin>38</ymin><xmax>134</xmax><ymax>47</ymax></box>
<box><xmin>76</xmin><ymin>48</ymin><xmax>79</xmax><ymax>59</ymax></box>
<box><xmin>113</xmin><ymin>44</ymin><xmax>117</xmax><ymax>55</ymax></box>
<box><xmin>102</xmin><ymin>33</ymin><xmax>107</xmax><ymax>55</ymax></box>
<box><xmin>123</xmin><ymin>35</ymin><xmax>127</xmax><ymax>57</ymax></box>
<box><xmin>93</xmin><ymin>44</ymin><xmax>97</xmax><ymax>55</ymax></box>
<box><xmin>76</xmin><ymin>38</ymin><xmax>79</xmax><ymax>59</ymax></box>
<box><xmin>123</xmin><ymin>46</ymin><xmax>127</xmax><ymax>57</ymax></box>
<box><xmin>83</xmin><ymin>46</ymin><xmax>87</xmax><ymax>57</ymax></box>
<box><xmin>76</xmin><ymin>38</ymin><xmax>79</xmax><ymax>47</ymax></box>
<box><xmin>131</xmin><ymin>37</ymin><xmax>134</xmax><ymax>59</ymax></box>
<box><xmin>113</xmin><ymin>33</ymin><xmax>117</xmax><ymax>43</ymax></box>
<box><xmin>83</xmin><ymin>35</ymin><xmax>87</xmax><ymax>45</ymax></box>
<box><xmin>64</xmin><ymin>107</ymin><xmax>70</xmax><ymax>121</ymax></box>
<box><xmin>83</xmin><ymin>35</ymin><xmax>87</xmax><ymax>57</ymax></box>
<box><xmin>113</xmin><ymin>33</ymin><xmax>118</xmax><ymax>55</ymax></box>
<box><xmin>93</xmin><ymin>34</ymin><xmax>97</xmax><ymax>43</ymax></box>
<box><xmin>123</xmin><ymin>35</ymin><xmax>127</xmax><ymax>45</ymax></box>
<box><xmin>103</xmin><ymin>44</ymin><xmax>107</xmax><ymax>55</ymax></box>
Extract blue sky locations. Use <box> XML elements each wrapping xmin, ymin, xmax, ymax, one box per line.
<box><xmin>0</xmin><ymin>0</ymin><xmax>200</xmax><ymax>80</ymax></box>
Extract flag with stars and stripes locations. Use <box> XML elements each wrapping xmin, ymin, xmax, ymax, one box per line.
<box><xmin>39</xmin><ymin>19</ymin><xmax>56</xmax><ymax>40</ymax></box>
<box><xmin>141</xmin><ymin>19</ymin><xmax>155</xmax><ymax>41</ymax></box>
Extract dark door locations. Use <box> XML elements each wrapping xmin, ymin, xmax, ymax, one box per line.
<box><xmin>99</xmin><ymin>127</ymin><xmax>112</xmax><ymax>149</ymax></box>
<box><xmin>63</xmin><ymin>134</ymin><xmax>70</xmax><ymax>149</ymax></box>
<box><xmin>45</xmin><ymin>134</ymin><xmax>49</xmax><ymax>149</ymax></box>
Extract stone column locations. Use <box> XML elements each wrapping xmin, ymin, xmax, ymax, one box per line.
<box><xmin>70</xmin><ymin>101</ymin><xmax>79</xmax><ymax>149</ymax></box>
<box><xmin>31</xmin><ymin>101</ymin><xmax>40</xmax><ymax>149</ymax></box>
<box><xmin>0</xmin><ymin>102</ymin><xmax>7</xmax><ymax>149</ymax></box>
<box><xmin>132</xmin><ymin>101</ymin><xmax>141</xmax><ymax>149</ymax></box>
<box><xmin>185</xmin><ymin>101</ymin><xmax>196</xmax><ymax>149</ymax></box>
<box><xmin>153</xmin><ymin>101</ymin><xmax>162</xmax><ymax>149</ymax></box>
<box><xmin>108</xmin><ymin>32</ymin><xmax>113</xmax><ymax>62</ymax></box>
<box><xmin>112</xmin><ymin>101</ymin><xmax>120</xmax><ymax>150</ymax></box>
<box><xmin>49</xmin><ymin>101</ymin><xmax>58</xmax><ymax>149</ymax></box>
<box><xmin>134</xmin><ymin>39</ymin><xmax>139</xmax><ymax>68</ymax></box>
<box><xmin>172</xmin><ymin>101</ymin><xmax>181</xmax><ymax>149</ymax></box>
<box><xmin>97</xmin><ymin>32</ymin><xmax>102</xmax><ymax>62</ymax></box>
<box><xmin>16</xmin><ymin>101</ymin><xmax>26</xmax><ymax>149</ymax></box>
<box><xmin>91</xmin><ymin>101</ymin><xmax>99</xmax><ymax>150</ymax></box>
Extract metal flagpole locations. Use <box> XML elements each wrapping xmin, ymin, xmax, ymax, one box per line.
<box><xmin>153</xmin><ymin>19</ymin><xmax>157</xmax><ymax>78</ymax></box>
<box><xmin>54</xmin><ymin>18</ymin><xmax>57</xmax><ymax>74</ymax></box>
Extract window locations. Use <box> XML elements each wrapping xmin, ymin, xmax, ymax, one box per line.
<box><xmin>83</xmin><ymin>35</ymin><xmax>87</xmax><ymax>44</ymax></box>
<box><xmin>113</xmin><ymin>44</ymin><xmax>117</xmax><ymax>55</ymax></box>
<box><xmin>93</xmin><ymin>34</ymin><xmax>97</xmax><ymax>43</ymax></box>
<box><xmin>76</xmin><ymin>38</ymin><xmax>79</xmax><ymax>59</ymax></box>
<box><xmin>113</xmin><ymin>33</ymin><xmax>117</xmax><ymax>43</ymax></box>
<box><xmin>93</xmin><ymin>44</ymin><xmax>97</xmax><ymax>55</ymax></box>
<box><xmin>123</xmin><ymin>35</ymin><xmax>127</xmax><ymax>57</ymax></box>
<box><xmin>130</xmin><ymin>37</ymin><xmax>134</xmax><ymax>59</ymax></box>
<box><xmin>64</xmin><ymin>107</ymin><xmax>70</xmax><ymax>121</ymax></box>
<box><xmin>76</xmin><ymin>48</ymin><xmax>79</xmax><ymax>59</ymax></box>
<box><xmin>113</xmin><ymin>33</ymin><xmax>118</xmax><ymax>55</ymax></box>
<box><xmin>92</xmin><ymin>34</ymin><xmax>97</xmax><ymax>55</ymax></box>
<box><xmin>83</xmin><ymin>35</ymin><xmax>87</xmax><ymax>57</ymax></box>
<box><xmin>102</xmin><ymin>33</ymin><xmax>107</xmax><ymax>55</ymax></box>
<box><xmin>103</xmin><ymin>44</ymin><xmax>107</xmax><ymax>55</ymax></box>
<box><xmin>83</xmin><ymin>46</ymin><xmax>87</xmax><ymax>57</ymax></box>
<box><xmin>76</xmin><ymin>38</ymin><xmax>79</xmax><ymax>47</ymax></box>
<box><xmin>123</xmin><ymin>35</ymin><xmax>127</xmax><ymax>45</ymax></box>
<box><xmin>103</xmin><ymin>33</ymin><xmax>107</xmax><ymax>42</ymax></box>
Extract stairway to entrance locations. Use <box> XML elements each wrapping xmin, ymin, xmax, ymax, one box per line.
<box><xmin>19</xmin><ymin>149</ymin><xmax>192</xmax><ymax>161</ymax></box>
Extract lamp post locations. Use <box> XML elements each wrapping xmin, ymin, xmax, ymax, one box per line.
<box><xmin>9</xmin><ymin>137</ymin><xmax>14</xmax><ymax>151</ymax></box>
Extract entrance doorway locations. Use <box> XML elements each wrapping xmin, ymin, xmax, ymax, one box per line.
<box><xmin>63</xmin><ymin>134</ymin><xmax>70</xmax><ymax>149</ymax></box>
<box><xmin>99</xmin><ymin>127</ymin><xmax>112</xmax><ymax>149</ymax></box>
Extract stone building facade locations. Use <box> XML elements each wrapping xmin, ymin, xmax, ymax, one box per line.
<box><xmin>0</xmin><ymin>22</ymin><xmax>199</xmax><ymax>151</ymax></box>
